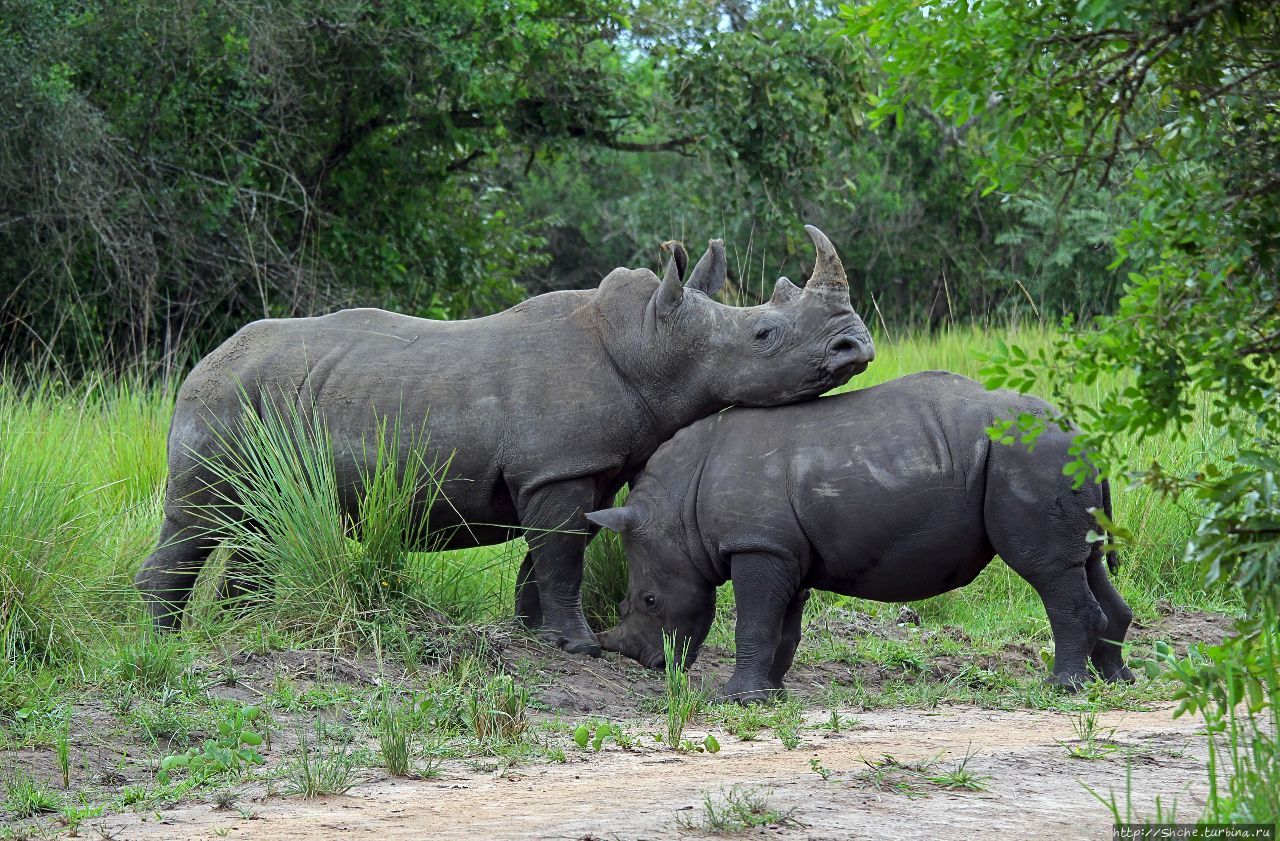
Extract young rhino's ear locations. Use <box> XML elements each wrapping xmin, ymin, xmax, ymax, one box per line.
<box><xmin>770</xmin><ymin>276</ymin><xmax>802</xmax><ymax>306</ymax></box>
<box><xmin>685</xmin><ymin>239</ymin><xmax>726</xmax><ymax>296</ymax></box>
<box><xmin>585</xmin><ymin>506</ymin><xmax>640</xmax><ymax>533</ymax></box>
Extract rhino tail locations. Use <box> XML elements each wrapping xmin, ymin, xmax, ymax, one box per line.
<box><xmin>1102</xmin><ymin>477</ymin><xmax>1119</xmax><ymax>575</ymax></box>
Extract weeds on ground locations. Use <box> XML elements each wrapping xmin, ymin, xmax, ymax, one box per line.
<box><xmin>287</xmin><ymin>721</ymin><xmax>357</xmax><ymax>797</ymax></box>
<box><xmin>158</xmin><ymin>705</ymin><xmax>266</xmax><ymax>784</ymax></box>
<box><xmin>468</xmin><ymin>673</ymin><xmax>529</xmax><ymax>747</ymax></box>
<box><xmin>675</xmin><ymin>785</ymin><xmax>801</xmax><ymax>833</ymax></box>
<box><xmin>846</xmin><ymin>751</ymin><xmax>990</xmax><ymax>797</ymax></box>
<box><xmin>3</xmin><ymin>773</ymin><xmax>62</xmax><ymax>818</ymax></box>
<box><xmin>1062</xmin><ymin>708</ymin><xmax>1120</xmax><ymax>760</ymax></box>
<box><xmin>661</xmin><ymin>632</ymin><xmax>697</xmax><ymax>750</ymax></box>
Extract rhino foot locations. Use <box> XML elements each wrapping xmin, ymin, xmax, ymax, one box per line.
<box><xmin>554</xmin><ymin>632</ymin><xmax>603</xmax><ymax>658</ymax></box>
<box><xmin>1104</xmin><ymin>665</ymin><xmax>1136</xmax><ymax>684</ymax></box>
<box><xmin>1046</xmin><ymin>672</ymin><xmax>1092</xmax><ymax>694</ymax></box>
<box><xmin>715</xmin><ymin>682</ymin><xmax>781</xmax><ymax>706</ymax></box>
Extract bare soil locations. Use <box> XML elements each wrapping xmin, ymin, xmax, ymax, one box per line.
<box><xmin>81</xmin><ymin>703</ymin><xmax>1211</xmax><ymax>840</ymax></box>
<box><xmin>2</xmin><ymin>608</ymin><xmax>1234</xmax><ymax>838</ymax></box>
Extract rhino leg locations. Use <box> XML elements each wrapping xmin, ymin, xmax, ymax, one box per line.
<box><xmin>768</xmin><ymin>589</ymin><xmax>811</xmax><ymax>693</ymax></box>
<box><xmin>720</xmin><ymin>552</ymin><xmax>796</xmax><ymax>704</ymax></box>
<box><xmin>136</xmin><ymin>513</ymin><xmax>217</xmax><ymax>630</ymax></box>
<box><xmin>217</xmin><ymin>544</ymin><xmax>271</xmax><ymax>612</ymax></box>
<box><xmin>1085</xmin><ymin>553</ymin><xmax>1135</xmax><ymax>682</ymax></box>
<box><xmin>519</xmin><ymin>479</ymin><xmax>601</xmax><ymax>657</ymax></box>
<box><xmin>514</xmin><ymin>551</ymin><xmax>543</xmax><ymax>629</ymax></box>
<box><xmin>1005</xmin><ymin>555</ymin><xmax>1107</xmax><ymax>692</ymax></box>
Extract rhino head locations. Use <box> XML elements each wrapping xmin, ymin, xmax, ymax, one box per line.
<box><xmin>614</xmin><ymin>224</ymin><xmax>874</xmax><ymax>413</ymax></box>
<box><xmin>586</xmin><ymin>490</ymin><xmax>715</xmax><ymax>671</ymax></box>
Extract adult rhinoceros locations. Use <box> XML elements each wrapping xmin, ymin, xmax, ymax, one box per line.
<box><xmin>136</xmin><ymin>226</ymin><xmax>875</xmax><ymax>655</ymax></box>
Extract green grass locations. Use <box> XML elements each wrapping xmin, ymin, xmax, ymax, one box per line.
<box><xmin>676</xmin><ymin>785</ymin><xmax>799</xmax><ymax>833</ymax></box>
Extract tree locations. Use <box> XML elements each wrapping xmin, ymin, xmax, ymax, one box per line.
<box><xmin>848</xmin><ymin>0</ymin><xmax>1278</xmax><ymax>820</ymax></box>
<box><xmin>0</xmin><ymin>0</ymin><xmax>685</xmax><ymax>368</ymax></box>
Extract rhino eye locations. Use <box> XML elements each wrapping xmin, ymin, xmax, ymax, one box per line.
<box><xmin>643</xmin><ymin>593</ymin><xmax>658</xmax><ymax>611</ymax></box>
<box><xmin>753</xmin><ymin>324</ymin><xmax>783</xmax><ymax>355</ymax></box>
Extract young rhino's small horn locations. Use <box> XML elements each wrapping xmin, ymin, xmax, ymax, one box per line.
<box><xmin>803</xmin><ymin>224</ymin><xmax>848</xmax><ymax>292</ymax></box>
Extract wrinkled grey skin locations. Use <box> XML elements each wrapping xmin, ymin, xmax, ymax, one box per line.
<box><xmin>136</xmin><ymin>226</ymin><xmax>875</xmax><ymax>656</ymax></box>
<box><xmin>588</xmin><ymin>371</ymin><xmax>1135</xmax><ymax>700</ymax></box>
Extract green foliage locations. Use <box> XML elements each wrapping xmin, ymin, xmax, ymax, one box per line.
<box><xmin>108</xmin><ymin>631</ymin><xmax>190</xmax><ymax>691</ymax></box>
<box><xmin>1</xmin><ymin>0</ymin><xmax>1140</xmax><ymax>373</ymax></box>
<box><xmin>572</xmin><ymin>721</ymin><xmax>624</xmax><ymax>753</ymax></box>
<box><xmin>158</xmin><ymin>705</ymin><xmax>266</xmax><ymax>784</ymax></box>
<box><xmin>287</xmin><ymin>721</ymin><xmax>357</xmax><ymax>798</ymax></box>
<box><xmin>676</xmin><ymin>785</ymin><xmax>798</xmax><ymax>833</ymax></box>
<box><xmin>2</xmin><ymin>772</ymin><xmax>62</xmax><ymax>818</ymax></box>
<box><xmin>661</xmin><ymin>632</ymin><xmax>698</xmax><ymax>750</ymax></box>
<box><xmin>466</xmin><ymin>673</ymin><xmax>529</xmax><ymax>748</ymax></box>
<box><xmin>581</xmin><ymin>488</ymin><xmax>630</xmax><ymax>630</ymax></box>
<box><xmin>851</xmin><ymin>0</ymin><xmax>1279</xmax><ymax>823</ymax></box>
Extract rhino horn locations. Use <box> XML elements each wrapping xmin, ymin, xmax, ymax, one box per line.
<box><xmin>661</xmin><ymin>240</ymin><xmax>688</xmax><ymax>285</ymax></box>
<box><xmin>585</xmin><ymin>506</ymin><xmax>640</xmax><ymax>533</ymax></box>
<box><xmin>685</xmin><ymin>239</ymin><xmax>726</xmax><ymax>296</ymax></box>
<box><xmin>802</xmin><ymin>225</ymin><xmax>848</xmax><ymax>295</ymax></box>
<box><xmin>770</xmin><ymin>276</ymin><xmax>802</xmax><ymax>306</ymax></box>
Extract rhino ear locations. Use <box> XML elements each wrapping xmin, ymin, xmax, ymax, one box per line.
<box><xmin>770</xmin><ymin>276</ymin><xmax>802</xmax><ymax>306</ymax></box>
<box><xmin>585</xmin><ymin>506</ymin><xmax>639</xmax><ymax>534</ymax></box>
<box><xmin>661</xmin><ymin>240</ymin><xmax>688</xmax><ymax>284</ymax></box>
<box><xmin>685</xmin><ymin>239</ymin><xmax>726</xmax><ymax>296</ymax></box>
<box><xmin>656</xmin><ymin>256</ymin><xmax>685</xmax><ymax>314</ymax></box>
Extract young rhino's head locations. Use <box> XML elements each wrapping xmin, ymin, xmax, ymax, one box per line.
<box><xmin>645</xmin><ymin>225</ymin><xmax>874</xmax><ymax>406</ymax></box>
<box><xmin>586</xmin><ymin>493</ymin><xmax>716</xmax><ymax>671</ymax></box>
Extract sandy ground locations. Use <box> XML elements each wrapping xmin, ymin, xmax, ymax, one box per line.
<box><xmin>84</xmin><ymin>703</ymin><xmax>1210</xmax><ymax>840</ymax></box>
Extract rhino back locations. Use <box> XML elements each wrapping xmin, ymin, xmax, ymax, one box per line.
<box><xmin>168</xmin><ymin>288</ymin><xmax>652</xmax><ymax>537</ymax></box>
<box><xmin>688</xmin><ymin>372</ymin><xmax>1065</xmax><ymax>599</ymax></box>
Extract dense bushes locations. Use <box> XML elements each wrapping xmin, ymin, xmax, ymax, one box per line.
<box><xmin>1</xmin><ymin>0</ymin><xmax>1127</xmax><ymax>371</ymax></box>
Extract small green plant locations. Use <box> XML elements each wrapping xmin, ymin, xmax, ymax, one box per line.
<box><xmin>573</xmin><ymin>721</ymin><xmax>621</xmax><ymax>752</ymax></box>
<box><xmin>926</xmin><ymin>749</ymin><xmax>990</xmax><ymax>791</ymax></box>
<box><xmin>707</xmin><ymin>702</ymin><xmax>768</xmax><ymax>741</ymax></box>
<box><xmin>809</xmin><ymin>757</ymin><xmax>834</xmax><ymax>781</ymax></box>
<box><xmin>3</xmin><ymin>773</ymin><xmax>62</xmax><ymax>818</ymax></box>
<box><xmin>676</xmin><ymin>785</ymin><xmax>800</xmax><ymax>832</ymax></box>
<box><xmin>853</xmin><ymin>754</ymin><xmax>935</xmax><ymax>798</ymax></box>
<box><xmin>1063</xmin><ymin>709</ymin><xmax>1118</xmax><ymax>760</ymax></box>
<box><xmin>54</xmin><ymin>717</ymin><xmax>71</xmax><ymax>788</ymax></box>
<box><xmin>211</xmin><ymin>787</ymin><xmax>237</xmax><ymax>809</ymax></box>
<box><xmin>158</xmin><ymin>705</ymin><xmax>265</xmax><ymax>784</ymax></box>
<box><xmin>109</xmin><ymin>631</ymin><xmax>188</xmax><ymax>690</ymax></box>
<box><xmin>287</xmin><ymin>721</ymin><xmax>357</xmax><ymax>797</ymax></box>
<box><xmin>467</xmin><ymin>673</ymin><xmax>529</xmax><ymax>747</ymax></box>
<box><xmin>120</xmin><ymin>784</ymin><xmax>150</xmax><ymax>806</ymax></box>
<box><xmin>826</xmin><ymin>709</ymin><xmax>842</xmax><ymax>733</ymax></box>
<box><xmin>376</xmin><ymin>687</ymin><xmax>420</xmax><ymax>777</ymax></box>
<box><xmin>662</xmin><ymin>632</ymin><xmax>699</xmax><ymax>750</ymax></box>
<box><xmin>772</xmin><ymin>702</ymin><xmax>804</xmax><ymax>750</ymax></box>
<box><xmin>59</xmin><ymin>802</ymin><xmax>104</xmax><ymax>834</ymax></box>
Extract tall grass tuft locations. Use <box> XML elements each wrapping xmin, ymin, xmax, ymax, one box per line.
<box><xmin>582</xmin><ymin>514</ymin><xmax>630</xmax><ymax>630</ymax></box>
<box><xmin>287</xmin><ymin>721</ymin><xmax>357</xmax><ymax>797</ymax></box>
<box><xmin>198</xmin><ymin>396</ymin><xmax>449</xmax><ymax>646</ymax></box>
<box><xmin>467</xmin><ymin>672</ymin><xmax>529</xmax><ymax>747</ymax></box>
<box><xmin>663</xmin><ymin>632</ymin><xmax>699</xmax><ymax>749</ymax></box>
<box><xmin>0</xmin><ymin>394</ymin><xmax>103</xmax><ymax>666</ymax></box>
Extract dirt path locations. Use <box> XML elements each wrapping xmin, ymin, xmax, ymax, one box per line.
<box><xmin>85</xmin><ymin>703</ymin><xmax>1210</xmax><ymax>840</ymax></box>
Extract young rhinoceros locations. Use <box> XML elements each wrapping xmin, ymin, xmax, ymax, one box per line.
<box><xmin>136</xmin><ymin>226</ymin><xmax>875</xmax><ymax>656</ymax></box>
<box><xmin>587</xmin><ymin>371</ymin><xmax>1134</xmax><ymax>699</ymax></box>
